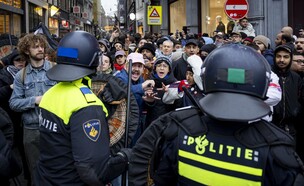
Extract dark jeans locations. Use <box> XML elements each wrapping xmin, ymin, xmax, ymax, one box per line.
<box><xmin>23</xmin><ymin>128</ymin><xmax>40</xmax><ymax>184</ymax></box>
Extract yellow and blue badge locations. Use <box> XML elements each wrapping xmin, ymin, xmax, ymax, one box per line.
<box><xmin>83</xmin><ymin>119</ymin><xmax>101</xmax><ymax>142</ymax></box>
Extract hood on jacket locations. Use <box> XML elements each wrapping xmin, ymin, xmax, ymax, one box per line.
<box><xmin>272</xmin><ymin>44</ymin><xmax>293</xmax><ymax>75</ymax></box>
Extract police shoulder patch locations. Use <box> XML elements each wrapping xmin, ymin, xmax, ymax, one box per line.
<box><xmin>82</xmin><ymin>119</ymin><xmax>101</xmax><ymax>142</ymax></box>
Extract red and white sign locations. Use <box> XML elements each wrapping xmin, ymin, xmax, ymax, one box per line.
<box><xmin>224</xmin><ymin>0</ymin><xmax>249</xmax><ymax>20</ymax></box>
<box><xmin>149</xmin><ymin>8</ymin><xmax>160</xmax><ymax>17</ymax></box>
<box><xmin>82</xmin><ymin>12</ymin><xmax>88</xmax><ymax>19</ymax></box>
<box><xmin>73</xmin><ymin>6</ymin><xmax>80</xmax><ymax>14</ymax></box>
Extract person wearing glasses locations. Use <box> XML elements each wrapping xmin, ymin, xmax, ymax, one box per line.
<box><xmin>290</xmin><ymin>52</ymin><xmax>304</xmax><ymax>161</ymax></box>
<box><xmin>143</xmin><ymin>56</ymin><xmax>183</xmax><ymax>130</ymax></box>
<box><xmin>291</xmin><ymin>53</ymin><xmax>304</xmax><ymax>76</ymax></box>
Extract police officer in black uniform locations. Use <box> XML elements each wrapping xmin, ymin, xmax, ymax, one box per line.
<box><xmin>129</xmin><ymin>44</ymin><xmax>304</xmax><ymax>186</ymax></box>
<box><xmin>34</xmin><ymin>31</ymin><xmax>130</xmax><ymax>185</ymax></box>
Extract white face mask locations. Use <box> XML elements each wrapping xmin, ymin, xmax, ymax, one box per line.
<box><xmin>175</xmin><ymin>48</ymin><xmax>183</xmax><ymax>52</ymax></box>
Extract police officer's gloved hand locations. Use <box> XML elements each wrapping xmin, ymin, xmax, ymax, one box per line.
<box><xmin>100</xmin><ymin>88</ymin><xmax>114</xmax><ymax>103</ymax></box>
<box><xmin>117</xmin><ymin>148</ymin><xmax>132</xmax><ymax>162</ymax></box>
<box><xmin>100</xmin><ymin>77</ymin><xmax>126</xmax><ymax>103</ymax></box>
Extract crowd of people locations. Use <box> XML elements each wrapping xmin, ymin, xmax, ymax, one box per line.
<box><xmin>0</xmin><ymin>17</ymin><xmax>304</xmax><ymax>185</ymax></box>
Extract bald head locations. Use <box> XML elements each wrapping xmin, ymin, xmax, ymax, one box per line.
<box><xmin>281</xmin><ymin>26</ymin><xmax>293</xmax><ymax>37</ymax></box>
<box><xmin>275</xmin><ymin>33</ymin><xmax>283</xmax><ymax>46</ymax></box>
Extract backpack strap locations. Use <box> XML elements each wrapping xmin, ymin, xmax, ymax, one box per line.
<box><xmin>21</xmin><ymin>67</ymin><xmax>26</xmax><ymax>85</ymax></box>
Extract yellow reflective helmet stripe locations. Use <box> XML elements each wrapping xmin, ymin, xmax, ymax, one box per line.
<box><xmin>179</xmin><ymin>150</ymin><xmax>263</xmax><ymax>176</ymax></box>
<box><xmin>179</xmin><ymin>161</ymin><xmax>261</xmax><ymax>186</ymax></box>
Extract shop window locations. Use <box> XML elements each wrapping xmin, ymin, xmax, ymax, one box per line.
<box><xmin>29</xmin><ymin>3</ymin><xmax>44</xmax><ymax>32</ymax></box>
<box><xmin>13</xmin><ymin>0</ymin><xmax>22</xmax><ymax>8</ymax></box>
<box><xmin>49</xmin><ymin>17</ymin><xmax>59</xmax><ymax>35</ymax></box>
<box><xmin>170</xmin><ymin>0</ymin><xmax>186</xmax><ymax>34</ymax></box>
<box><xmin>12</xmin><ymin>14</ymin><xmax>21</xmax><ymax>36</ymax></box>
<box><xmin>0</xmin><ymin>12</ymin><xmax>9</xmax><ymax>34</ymax></box>
<box><xmin>0</xmin><ymin>0</ymin><xmax>13</xmax><ymax>6</ymax></box>
<box><xmin>0</xmin><ymin>0</ymin><xmax>21</xmax><ymax>8</ymax></box>
<box><xmin>201</xmin><ymin>0</ymin><xmax>229</xmax><ymax>36</ymax></box>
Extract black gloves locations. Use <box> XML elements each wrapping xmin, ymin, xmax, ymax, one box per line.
<box><xmin>117</xmin><ymin>148</ymin><xmax>132</xmax><ymax>162</ymax></box>
<box><xmin>100</xmin><ymin>77</ymin><xmax>127</xmax><ymax>103</ymax></box>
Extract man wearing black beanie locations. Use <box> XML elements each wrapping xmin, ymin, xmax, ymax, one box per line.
<box><xmin>138</xmin><ymin>43</ymin><xmax>156</xmax><ymax>80</ymax></box>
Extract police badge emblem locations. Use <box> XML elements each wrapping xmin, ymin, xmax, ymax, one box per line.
<box><xmin>83</xmin><ymin>119</ymin><xmax>101</xmax><ymax>141</ymax></box>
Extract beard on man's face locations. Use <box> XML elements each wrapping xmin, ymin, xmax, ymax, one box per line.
<box><xmin>30</xmin><ymin>52</ymin><xmax>45</xmax><ymax>61</ymax></box>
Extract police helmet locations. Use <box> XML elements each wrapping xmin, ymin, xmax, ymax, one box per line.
<box><xmin>47</xmin><ymin>31</ymin><xmax>101</xmax><ymax>81</ymax></box>
<box><xmin>199</xmin><ymin>44</ymin><xmax>271</xmax><ymax>121</ymax></box>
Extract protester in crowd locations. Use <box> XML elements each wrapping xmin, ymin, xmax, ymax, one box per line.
<box><xmin>143</xmin><ymin>56</ymin><xmax>183</xmax><ymax>129</ymax></box>
<box><xmin>116</xmin><ymin>53</ymin><xmax>154</xmax><ymax>114</ymax></box>
<box><xmin>275</xmin><ymin>32</ymin><xmax>284</xmax><ymax>47</ymax></box>
<box><xmin>155</xmin><ymin>37</ymin><xmax>167</xmax><ymax>57</ymax></box>
<box><xmin>115</xmin><ymin>53</ymin><xmax>155</xmax><ymax>147</ymax></box>
<box><xmin>242</xmin><ymin>36</ymin><xmax>254</xmax><ymax>46</ymax></box>
<box><xmin>158</xmin><ymin>39</ymin><xmax>174</xmax><ymax>59</ymax></box>
<box><xmin>108</xmin><ymin>26</ymin><xmax>120</xmax><ymax>45</ymax></box>
<box><xmin>182</xmin><ymin>65</ymin><xmax>204</xmax><ymax>106</ymax></box>
<box><xmin>98</xmin><ymin>39</ymin><xmax>110</xmax><ymax>54</ymax></box>
<box><xmin>172</xmin><ymin>39</ymin><xmax>199</xmax><ymax>80</ymax></box>
<box><xmin>173</xmin><ymin>39</ymin><xmax>183</xmax><ymax>52</ymax></box>
<box><xmin>166</xmin><ymin>55</ymin><xmax>204</xmax><ymax>107</ymax></box>
<box><xmin>214</xmin><ymin>32</ymin><xmax>225</xmax><ymax>47</ymax></box>
<box><xmin>97</xmin><ymin>53</ymin><xmax>113</xmax><ymax>75</ymax></box>
<box><xmin>290</xmin><ymin>52</ymin><xmax>304</xmax><ymax>161</ymax></box>
<box><xmin>281</xmin><ymin>26</ymin><xmax>294</xmax><ymax>37</ymax></box>
<box><xmin>179</xmin><ymin>29</ymin><xmax>188</xmax><ymax>47</ymax></box>
<box><xmin>138</xmin><ymin>43</ymin><xmax>156</xmax><ymax>80</ymax></box>
<box><xmin>121</xmin><ymin>33</ymin><xmax>133</xmax><ymax>56</ymax></box>
<box><xmin>113</xmin><ymin>50</ymin><xmax>127</xmax><ymax>75</ymax></box>
<box><xmin>246</xmin><ymin>43</ymin><xmax>282</xmax><ymax>122</ymax></box>
<box><xmin>201</xmin><ymin>35</ymin><xmax>214</xmax><ymax>45</ymax></box>
<box><xmin>226</xmin><ymin>19</ymin><xmax>235</xmax><ymax>35</ymax></box>
<box><xmin>112</xmin><ymin>41</ymin><xmax>124</xmax><ymax>52</ymax></box>
<box><xmin>281</xmin><ymin>26</ymin><xmax>297</xmax><ymax>41</ymax></box>
<box><xmin>232</xmin><ymin>17</ymin><xmax>256</xmax><ymax>37</ymax></box>
<box><xmin>253</xmin><ymin>35</ymin><xmax>274</xmax><ymax>66</ymax></box>
<box><xmin>0</xmin><ymin>107</ymin><xmax>22</xmax><ymax>185</ymax></box>
<box><xmin>0</xmin><ymin>49</ymin><xmax>29</xmax><ymax>183</ymax></box>
<box><xmin>200</xmin><ymin>44</ymin><xmax>217</xmax><ymax>61</ymax></box>
<box><xmin>230</xmin><ymin>32</ymin><xmax>243</xmax><ymax>44</ymax></box>
<box><xmin>291</xmin><ymin>53</ymin><xmax>304</xmax><ymax>77</ymax></box>
<box><xmin>272</xmin><ymin>44</ymin><xmax>304</xmax><ymax>142</ymax></box>
<box><xmin>9</xmin><ymin>33</ymin><xmax>56</xmax><ymax>184</ymax></box>
<box><xmin>299</xmin><ymin>28</ymin><xmax>304</xmax><ymax>37</ymax></box>
<box><xmin>295</xmin><ymin>36</ymin><xmax>304</xmax><ymax>55</ymax></box>
<box><xmin>136</xmin><ymin>38</ymin><xmax>148</xmax><ymax>51</ymax></box>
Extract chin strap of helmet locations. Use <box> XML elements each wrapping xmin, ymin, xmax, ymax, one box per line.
<box><xmin>182</xmin><ymin>86</ymin><xmax>205</xmax><ymax>112</ymax></box>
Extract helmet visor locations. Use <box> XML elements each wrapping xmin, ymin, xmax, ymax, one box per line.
<box><xmin>199</xmin><ymin>92</ymin><xmax>271</xmax><ymax>122</ymax></box>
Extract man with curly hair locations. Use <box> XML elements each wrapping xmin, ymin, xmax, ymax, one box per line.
<box><xmin>9</xmin><ymin>33</ymin><xmax>56</xmax><ymax>184</ymax></box>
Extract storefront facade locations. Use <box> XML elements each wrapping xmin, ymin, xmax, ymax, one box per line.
<box><xmin>0</xmin><ymin>0</ymin><xmax>23</xmax><ymax>36</ymax></box>
<box><xmin>158</xmin><ymin>0</ymin><xmax>303</xmax><ymax>46</ymax></box>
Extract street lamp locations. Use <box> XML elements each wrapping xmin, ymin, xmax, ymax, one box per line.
<box><xmin>129</xmin><ymin>13</ymin><xmax>136</xmax><ymax>33</ymax></box>
<box><xmin>130</xmin><ymin>13</ymin><xmax>136</xmax><ymax>21</ymax></box>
